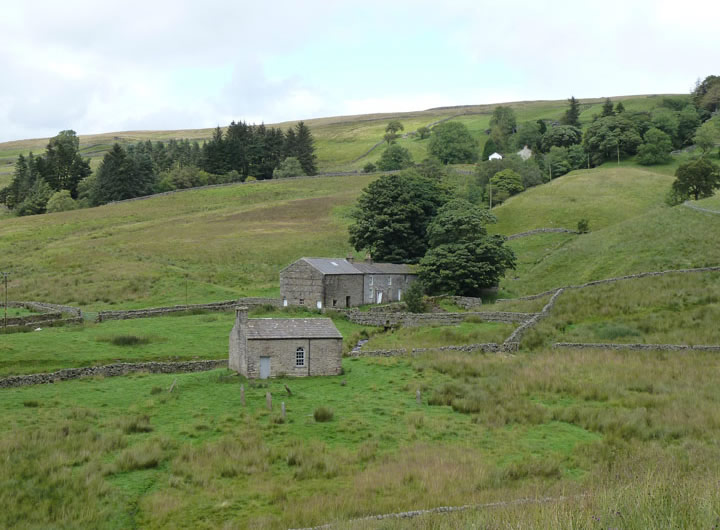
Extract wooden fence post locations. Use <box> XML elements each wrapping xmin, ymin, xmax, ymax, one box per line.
<box><xmin>266</xmin><ymin>392</ymin><xmax>272</xmax><ymax>411</ymax></box>
<box><xmin>281</xmin><ymin>402</ymin><xmax>286</xmax><ymax>419</ymax></box>
<box><xmin>416</xmin><ymin>389</ymin><xmax>422</xmax><ymax>405</ymax></box>
<box><xmin>240</xmin><ymin>384</ymin><xmax>245</xmax><ymax>406</ymax></box>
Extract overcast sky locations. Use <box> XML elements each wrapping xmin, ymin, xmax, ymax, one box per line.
<box><xmin>1</xmin><ymin>0</ymin><xmax>718</xmax><ymax>142</ymax></box>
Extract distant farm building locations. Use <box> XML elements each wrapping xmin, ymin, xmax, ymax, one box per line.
<box><xmin>489</xmin><ymin>152</ymin><xmax>503</xmax><ymax>161</ymax></box>
<box><xmin>280</xmin><ymin>257</ymin><xmax>417</xmax><ymax>308</ymax></box>
<box><xmin>229</xmin><ymin>307</ymin><xmax>342</xmax><ymax>379</ymax></box>
<box><xmin>517</xmin><ymin>145</ymin><xmax>532</xmax><ymax>161</ymax></box>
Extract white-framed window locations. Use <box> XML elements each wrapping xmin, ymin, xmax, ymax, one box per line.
<box><xmin>299</xmin><ymin>298</ymin><xmax>304</xmax><ymax>305</ymax></box>
<box><xmin>296</xmin><ymin>347</ymin><xmax>305</xmax><ymax>367</ymax></box>
<box><xmin>388</xmin><ymin>277</ymin><xmax>392</xmax><ymax>286</ymax></box>
<box><xmin>369</xmin><ymin>276</ymin><xmax>374</xmax><ymax>286</ymax></box>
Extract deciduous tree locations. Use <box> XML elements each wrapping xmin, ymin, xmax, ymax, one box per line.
<box><xmin>428</xmin><ymin>122</ymin><xmax>478</xmax><ymax>164</ymax></box>
<box><xmin>671</xmin><ymin>158</ymin><xmax>720</xmax><ymax>201</ymax></box>
<box><xmin>348</xmin><ymin>171</ymin><xmax>449</xmax><ymax>263</ymax></box>
<box><xmin>419</xmin><ymin>199</ymin><xmax>515</xmax><ymax>296</ymax></box>
<box><xmin>376</xmin><ymin>144</ymin><xmax>413</xmax><ymax>171</ymax></box>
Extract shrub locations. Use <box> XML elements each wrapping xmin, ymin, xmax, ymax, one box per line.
<box><xmin>118</xmin><ymin>415</ymin><xmax>154</xmax><ymax>434</ymax></box>
<box><xmin>404</xmin><ymin>281</ymin><xmax>426</xmax><ymax>313</ymax></box>
<box><xmin>273</xmin><ymin>157</ymin><xmax>306</xmax><ymax>179</ymax></box>
<box><xmin>376</xmin><ymin>144</ymin><xmax>413</xmax><ymax>171</ymax></box>
<box><xmin>363</xmin><ymin>162</ymin><xmax>376</xmax><ymax>173</ymax></box>
<box><xmin>109</xmin><ymin>335</ymin><xmax>150</xmax><ymax>346</ymax></box>
<box><xmin>577</xmin><ymin>218</ymin><xmax>590</xmax><ymax>233</ymax></box>
<box><xmin>313</xmin><ymin>407</ymin><xmax>334</xmax><ymax>422</ymax></box>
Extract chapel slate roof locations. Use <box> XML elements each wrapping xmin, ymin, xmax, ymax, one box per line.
<box><xmin>245</xmin><ymin>318</ymin><xmax>343</xmax><ymax>340</ymax></box>
<box><xmin>299</xmin><ymin>257</ymin><xmax>414</xmax><ymax>276</ymax></box>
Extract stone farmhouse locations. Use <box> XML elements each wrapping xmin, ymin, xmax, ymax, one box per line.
<box><xmin>229</xmin><ymin>307</ymin><xmax>343</xmax><ymax>379</ymax></box>
<box><xmin>280</xmin><ymin>257</ymin><xmax>417</xmax><ymax>309</ymax></box>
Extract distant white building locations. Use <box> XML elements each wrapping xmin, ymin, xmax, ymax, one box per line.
<box><xmin>489</xmin><ymin>152</ymin><xmax>503</xmax><ymax>161</ymax></box>
<box><xmin>517</xmin><ymin>145</ymin><xmax>532</xmax><ymax>161</ymax></box>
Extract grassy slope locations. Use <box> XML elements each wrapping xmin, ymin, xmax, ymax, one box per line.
<box><xmin>490</xmin><ymin>167</ymin><xmax>674</xmax><ymax>235</ymax></box>
<box><xmin>0</xmin><ymin>94</ymin><xmax>670</xmax><ymax>188</ymax></box>
<box><xmin>490</xmin><ymin>166</ymin><xmax>720</xmax><ymax>297</ymax></box>
<box><xmin>0</xmin><ymin>175</ymin><xmax>375</xmax><ymax>309</ymax></box>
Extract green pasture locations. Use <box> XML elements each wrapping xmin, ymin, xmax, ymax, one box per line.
<box><xmin>4</xmin><ymin>345</ymin><xmax>720</xmax><ymax>528</ymax></box>
<box><xmin>500</xmin><ymin>200</ymin><xmax>720</xmax><ymax>297</ymax></box>
<box><xmin>523</xmin><ymin>270</ymin><xmax>720</xmax><ymax>348</ymax></box>
<box><xmin>0</xmin><ymin>174</ymin><xmax>375</xmax><ymax>309</ymax></box>
<box><xmin>360</xmin><ymin>321</ymin><xmax>516</xmax><ymax>351</ymax></box>
<box><xmin>0</xmin><ymin>307</ymin><xmax>374</xmax><ymax>376</ymax></box>
<box><xmin>490</xmin><ymin>166</ymin><xmax>674</xmax><ymax>235</ymax></box>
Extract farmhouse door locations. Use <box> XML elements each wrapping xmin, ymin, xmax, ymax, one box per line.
<box><xmin>376</xmin><ymin>291</ymin><xmax>383</xmax><ymax>304</ymax></box>
<box><xmin>259</xmin><ymin>357</ymin><xmax>271</xmax><ymax>379</ymax></box>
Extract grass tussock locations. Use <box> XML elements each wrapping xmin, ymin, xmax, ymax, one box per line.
<box><xmin>116</xmin><ymin>415</ymin><xmax>154</xmax><ymax>434</ymax></box>
<box><xmin>313</xmin><ymin>406</ymin><xmax>334</xmax><ymax>422</ymax></box>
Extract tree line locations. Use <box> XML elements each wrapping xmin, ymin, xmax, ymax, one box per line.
<box><xmin>0</xmin><ymin>121</ymin><xmax>317</xmax><ymax>215</ymax></box>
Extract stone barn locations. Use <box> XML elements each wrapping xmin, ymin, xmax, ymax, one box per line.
<box><xmin>229</xmin><ymin>307</ymin><xmax>343</xmax><ymax>379</ymax></box>
<box><xmin>280</xmin><ymin>257</ymin><xmax>417</xmax><ymax>309</ymax></box>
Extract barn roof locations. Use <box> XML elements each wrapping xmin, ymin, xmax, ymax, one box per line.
<box><xmin>351</xmin><ymin>262</ymin><xmax>414</xmax><ymax>274</ymax></box>
<box><xmin>301</xmin><ymin>258</ymin><xmax>362</xmax><ymax>275</ymax></box>
<box><xmin>295</xmin><ymin>257</ymin><xmax>415</xmax><ymax>276</ymax></box>
<box><xmin>245</xmin><ymin>318</ymin><xmax>343</xmax><ymax>340</ymax></box>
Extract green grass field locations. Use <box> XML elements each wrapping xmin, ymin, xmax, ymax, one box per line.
<box><xmin>4</xmin><ymin>346</ymin><xmax>720</xmax><ymax>528</ymax></box>
<box><xmin>523</xmin><ymin>270</ymin><xmax>720</xmax><ymax>348</ymax></box>
<box><xmin>0</xmin><ymin>307</ymin><xmax>375</xmax><ymax>376</ymax></box>
<box><xmin>0</xmin><ymin>175</ymin><xmax>376</xmax><ymax>309</ymax></box>
<box><xmin>3</xmin><ymin>93</ymin><xmax>720</xmax><ymax>528</ymax></box>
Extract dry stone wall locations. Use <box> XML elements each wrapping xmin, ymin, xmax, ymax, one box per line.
<box><xmin>96</xmin><ymin>298</ymin><xmax>281</xmax><ymax>322</ymax></box>
<box><xmin>502</xmin><ymin>288</ymin><xmax>564</xmax><ymax>349</ymax></box>
<box><xmin>0</xmin><ymin>360</ymin><xmax>227</xmax><ymax>389</ymax></box>
<box><xmin>348</xmin><ymin>342</ymin><xmax>502</xmax><ymax>357</ymax></box>
<box><xmin>345</xmin><ymin>310</ymin><xmax>536</xmax><ymax>327</ymax></box>
<box><xmin>554</xmin><ymin>342</ymin><xmax>720</xmax><ymax>352</ymax></box>
<box><xmin>683</xmin><ymin>201</ymin><xmax>720</xmax><ymax>215</ymax></box>
<box><xmin>10</xmin><ymin>301</ymin><xmax>82</xmax><ymax>317</ymax></box>
<box><xmin>3</xmin><ymin>312</ymin><xmax>61</xmax><ymax>327</ymax></box>
<box><xmin>497</xmin><ymin>266</ymin><xmax>720</xmax><ymax>303</ymax></box>
<box><xmin>507</xmin><ymin>228</ymin><xmax>577</xmax><ymax>240</ymax></box>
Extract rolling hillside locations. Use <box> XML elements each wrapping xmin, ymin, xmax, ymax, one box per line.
<box><xmin>0</xmin><ymin>94</ymin><xmax>675</xmax><ymax>189</ymax></box>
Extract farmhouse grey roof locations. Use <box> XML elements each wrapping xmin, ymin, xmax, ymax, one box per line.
<box><xmin>297</xmin><ymin>257</ymin><xmax>414</xmax><ymax>275</ymax></box>
<box><xmin>245</xmin><ymin>318</ymin><xmax>343</xmax><ymax>340</ymax></box>
<box><xmin>302</xmin><ymin>258</ymin><xmax>362</xmax><ymax>274</ymax></box>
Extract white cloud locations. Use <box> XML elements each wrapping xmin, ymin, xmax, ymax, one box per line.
<box><xmin>0</xmin><ymin>0</ymin><xmax>718</xmax><ymax>141</ymax></box>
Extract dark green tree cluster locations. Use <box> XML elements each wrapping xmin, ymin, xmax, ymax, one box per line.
<box><xmin>428</xmin><ymin>122</ymin><xmax>478</xmax><ymax>164</ymax></box>
<box><xmin>0</xmin><ymin>130</ymin><xmax>91</xmax><ymax>215</ymax></box>
<box><xmin>348</xmin><ymin>171</ymin><xmax>449</xmax><ymax>263</ymax></box>
<box><xmin>348</xmin><ymin>174</ymin><xmax>515</xmax><ymax>297</ymax></box>
<box><xmin>376</xmin><ymin>144</ymin><xmax>414</xmax><ymax>171</ymax></box>
<box><xmin>419</xmin><ymin>199</ymin><xmax>515</xmax><ymax>296</ymax></box>
<box><xmin>472</xmin><ymin>155</ymin><xmax>545</xmax><ymax>205</ymax></box>
<box><xmin>201</xmin><ymin>120</ymin><xmax>316</xmax><ymax>179</ymax></box>
<box><xmin>692</xmin><ymin>75</ymin><xmax>720</xmax><ymax>115</ymax></box>
<box><xmin>2</xmin><ymin>121</ymin><xmax>318</xmax><ymax>213</ymax></box>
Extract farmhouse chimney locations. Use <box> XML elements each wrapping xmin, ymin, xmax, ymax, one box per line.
<box><xmin>235</xmin><ymin>306</ymin><xmax>249</xmax><ymax>327</ymax></box>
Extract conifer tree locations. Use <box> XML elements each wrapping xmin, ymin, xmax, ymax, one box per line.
<box><xmin>562</xmin><ymin>96</ymin><xmax>582</xmax><ymax>127</ymax></box>
<box><xmin>601</xmin><ymin>98</ymin><xmax>615</xmax><ymax>117</ymax></box>
<box><xmin>615</xmin><ymin>101</ymin><xmax>625</xmax><ymax>114</ymax></box>
<box><xmin>294</xmin><ymin>121</ymin><xmax>317</xmax><ymax>175</ymax></box>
